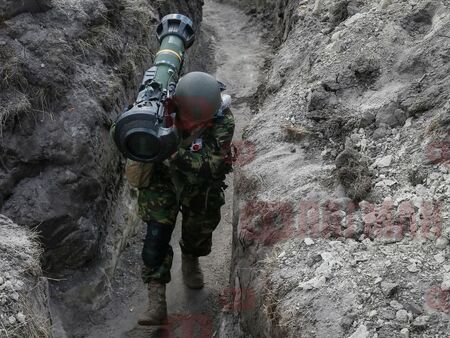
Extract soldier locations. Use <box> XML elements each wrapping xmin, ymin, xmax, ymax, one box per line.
<box><xmin>126</xmin><ymin>71</ymin><xmax>235</xmax><ymax>325</ymax></box>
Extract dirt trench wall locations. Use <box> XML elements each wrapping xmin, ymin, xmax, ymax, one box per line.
<box><xmin>220</xmin><ymin>0</ymin><xmax>299</xmax><ymax>43</ymax></box>
<box><xmin>228</xmin><ymin>0</ymin><xmax>450</xmax><ymax>337</ymax></box>
<box><xmin>0</xmin><ymin>0</ymin><xmax>204</xmax><ymax>274</ymax></box>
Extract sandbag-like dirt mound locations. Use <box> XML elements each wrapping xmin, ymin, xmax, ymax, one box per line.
<box><xmin>0</xmin><ymin>214</ymin><xmax>50</xmax><ymax>338</ymax></box>
<box><xmin>226</xmin><ymin>0</ymin><xmax>450</xmax><ymax>337</ymax></box>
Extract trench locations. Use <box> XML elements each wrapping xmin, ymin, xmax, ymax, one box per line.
<box><xmin>66</xmin><ymin>1</ymin><xmax>270</xmax><ymax>337</ymax></box>
<box><xmin>4</xmin><ymin>0</ymin><xmax>450</xmax><ymax>337</ymax></box>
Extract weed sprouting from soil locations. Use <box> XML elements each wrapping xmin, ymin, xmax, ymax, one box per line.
<box><xmin>0</xmin><ymin>92</ymin><xmax>31</xmax><ymax>135</ymax></box>
<box><xmin>73</xmin><ymin>26</ymin><xmax>125</xmax><ymax>63</ymax></box>
<box><xmin>0</xmin><ymin>45</ymin><xmax>27</xmax><ymax>88</ymax></box>
<box><xmin>257</xmin><ymin>248</ymin><xmax>286</xmax><ymax>332</ymax></box>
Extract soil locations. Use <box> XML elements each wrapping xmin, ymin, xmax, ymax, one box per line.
<box><xmin>226</xmin><ymin>0</ymin><xmax>450</xmax><ymax>337</ymax></box>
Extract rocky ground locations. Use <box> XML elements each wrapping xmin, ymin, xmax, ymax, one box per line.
<box><xmin>0</xmin><ymin>214</ymin><xmax>50</xmax><ymax>338</ymax></box>
<box><xmin>223</xmin><ymin>0</ymin><xmax>450</xmax><ymax>337</ymax></box>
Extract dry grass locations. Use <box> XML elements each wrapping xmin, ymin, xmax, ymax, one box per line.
<box><xmin>73</xmin><ymin>25</ymin><xmax>125</xmax><ymax>63</ymax></box>
<box><xmin>337</xmin><ymin>166</ymin><xmax>372</xmax><ymax>202</ymax></box>
<box><xmin>0</xmin><ymin>216</ymin><xmax>50</xmax><ymax>338</ymax></box>
<box><xmin>129</xmin><ymin>45</ymin><xmax>155</xmax><ymax>69</ymax></box>
<box><xmin>117</xmin><ymin>59</ymin><xmax>137</xmax><ymax>86</ymax></box>
<box><xmin>0</xmin><ymin>91</ymin><xmax>32</xmax><ymax>134</ymax></box>
<box><xmin>236</xmin><ymin>171</ymin><xmax>261</xmax><ymax>199</ymax></box>
<box><xmin>0</xmin><ymin>46</ymin><xmax>54</xmax><ymax>132</ymax></box>
<box><xmin>261</xmin><ymin>273</ymin><xmax>283</xmax><ymax>333</ymax></box>
<box><xmin>50</xmin><ymin>0</ymin><xmax>96</xmax><ymax>20</ymax></box>
<box><xmin>334</xmin><ymin>148</ymin><xmax>372</xmax><ymax>201</ymax></box>
<box><xmin>118</xmin><ymin>46</ymin><xmax>155</xmax><ymax>90</ymax></box>
<box><xmin>72</xmin><ymin>38</ymin><xmax>95</xmax><ymax>59</ymax></box>
<box><xmin>0</xmin><ymin>46</ymin><xmax>27</xmax><ymax>90</ymax></box>
<box><xmin>425</xmin><ymin>110</ymin><xmax>450</xmax><ymax>136</ymax></box>
<box><xmin>71</xmin><ymin>0</ymin><xmax>157</xmax><ymax>95</ymax></box>
<box><xmin>281</xmin><ymin>122</ymin><xmax>312</xmax><ymax>141</ymax></box>
<box><xmin>1</xmin><ymin>292</ymin><xmax>51</xmax><ymax>338</ymax></box>
<box><xmin>18</xmin><ymin>280</ymin><xmax>51</xmax><ymax>338</ymax></box>
<box><xmin>0</xmin><ymin>57</ymin><xmax>25</xmax><ymax>89</ymax></box>
<box><xmin>0</xmin><ymin>86</ymin><xmax>56</xmax><ymax>135</ymax></box>
<box><xmin>120</xmin><ymin>0</ymin><xmax>158</xmax><ymax>70</ymax></box>
<box><xmin>122</xmin><ymin>0</ymin><xmax>158</xmax><ymax>33</ymax></box>
<box><xmin>72</xmin><ymin>0</ymin><xmax>156</xmax><ymax>64</ymax></box>
<box><xmin>258</xmin><ymin>246</ymin><xmax>299</xmax><ymax>334</ymax></box>
<box><xmin>31</xmin><ymin>87</ymin><xmax>53</xmax><ymax>113</ymax></box>
<box><xmin>258</xmin><ymin>247</ymin><xmax>281</xmax><ymax>321</ymax></box>
<box><xmin>93</xmin><ymin>25</ymin><xmax>125</xmax><ymax>62</ymax></box>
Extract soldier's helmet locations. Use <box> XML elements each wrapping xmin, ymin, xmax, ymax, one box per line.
<box><xmin>174</xmin><ymin>72</ymin><xmax>222</xmax><ymax>130</ymax></box>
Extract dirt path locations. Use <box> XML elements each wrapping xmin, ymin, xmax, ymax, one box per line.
<box><xmin>83</xmin><ymin>2</ymin><xmax>268</xmax><ymax>337</ymax></box>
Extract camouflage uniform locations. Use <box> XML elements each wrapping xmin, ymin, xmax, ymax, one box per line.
<box><xmin>138</xmin><ymin>108</ymin><xmax>235</xmax><ymax>284</ymax></box>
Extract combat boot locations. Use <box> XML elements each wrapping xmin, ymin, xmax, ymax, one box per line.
<box><xmin>181</xmin><ymin>253</ymin><xmax>204</xmax><ymax>289</ymax></box>
<box><xmin>138</xmin><ymin>281</ymin><xmax>168</xmax><ymax>326</ymax></box>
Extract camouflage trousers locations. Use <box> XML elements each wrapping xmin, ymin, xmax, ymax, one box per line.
<box><xmin>138</xmin><ymin>164</ymin><xmax>226</xmax><ymax>284</ymax></box>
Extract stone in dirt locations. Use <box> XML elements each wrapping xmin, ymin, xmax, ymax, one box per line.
<box><xmin>403</xmin><ymin>301</ymin><xmax>422</xmax><ymax>315</ymax></box>
<box><xmin>298</xmin><ymin>275</ymin><xmax>327</xmax><ymax>290</ymax></box>
<box><xmin>304</xmin><ymin>238</ymin><xmax>315</xmax><ymax>246</ymax></box>
<box><xmin>400</xmin><ymin>328</ymin><xmax>409</xmax><ymax>338</ymax></box>
<box><xmin>348</xmin><ymin>324</ymin><xmax>369</xmax><ymax>338</ymax></box>
<box><xmin>374</xmin><ymin>155</ymin><xmax>393</xmax><ymax>168</ymax></box>
<box><xmin>16</xmin><ymin>312</ymin><xmax>26</xmax><ymax>323</ymax></box>
<box><xmin>434</xmin><ymin>253</ymin><xmax>445</xmax><ymax>264</ymax></box>
<box><xmin>380</xmin><ymin>281</ymin><xmax>399</xmax><ymax>297</ymax></box>
<box><xmin>441</xmin><ymin>272</ymin><xmax>450</xmax><ymax>291</ymax></box>
<box><xmin>396</xmin><ymin>309</ymin><xmax>408</xmax><ymax>322</ymax></box>
<box><xmin>412</xmin><ymin>315</ymin><xmax>429</xmax><ymax>329</ymax></box>
<box><xmin>390</xmin><ymin>300</ymin><xmax>403</xmax><ymax>310</ymax></box>
<box><xmin>435</xmin><ymin>237</ymin><xmax>449</xmax><ymax>250</ymax></box>
<box><xmin>407</xmin><ymin>263</ymin><xmax>420</xmax><ymax>273</ymax></box>
<box><xmin>368</xmin><ymin>310</ymin><xmax>377</xmax><ymax>318</ymax></box>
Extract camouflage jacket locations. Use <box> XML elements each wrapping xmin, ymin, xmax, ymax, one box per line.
<box><xmin>167</xmin><ymin>107</ymin><xmax>235</xmax><ymax>186</ymax></box>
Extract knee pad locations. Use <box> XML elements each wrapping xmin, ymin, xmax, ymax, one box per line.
<box><xmin>142</xmin><ymin>221</ymin><xmax>174</xmax><ymax>269</ymax></box>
